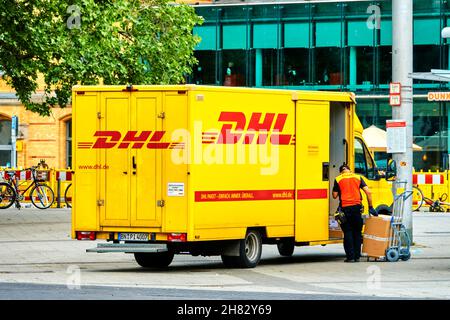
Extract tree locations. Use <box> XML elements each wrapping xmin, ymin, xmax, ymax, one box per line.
<box><xmin>0</xmin><ymin>0</ymin><xmax>203</xmax><ymax>116</ymax></box>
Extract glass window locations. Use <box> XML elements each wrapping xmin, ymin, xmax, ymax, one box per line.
<box><xmin>0</xmin><ymin>150</ymin><xmax>11</xmax><ymax>167</ymax></box>
<box><xmin>413</xmin><ymin>101</ymin><xmax>448</xmax><ymax>171</ymax></box>
<box><xmin>193</xmin><ymin>51</ymin><xmax>217</xmax><ymax>85</ymax></box>
<box><xmin>222</xmin><ymin>50</ymin><xmax>247</xmax><ymax>86</ymax></box>
<box><xmin>374</xmin><ymin>152</ymin><xmax>390</xmax><ymax>172</ymax></box>
<box><xmin>222</xmin><ymin>6</ymin><xmax>247</xmax><ymax>22</ymax></box>
<box><xmin>261</xmin><ymin>49</ymin><xmax>278</xmax><ymax>86</ymax></box>
<box><xmin>281</xmin><ymin>3</ymin><xmax>309</xmax><ymax>19</ymax></box>
<box><xmin>196</xmin><ymin>7</ymin><xmax>218</xmax><ymax>23</ymax></box>
<box><xmin>0</xmin><ymin>119</ymin><xmax>12</xmax><ymax>145</ymax></box>
<box><xmin>413</xmin><ymin>0</ymin><xmax>441</xmax><ymax>14</ymax></box>
<box><xmin>413</xmin><ymin>45</ymin><xmax>441</xmax><ymax>84</ymax></box>
<box><xmin>379</xmin><ymin>46</ymin><xmax>392</xmax><ymax>85</ymax></box>
<box><xmin>356</xmin><ymin>47</ymin><xmax>374</xmax><ymax>86</ymax></box>
<box><xmin>356</xmin><ymin>101</ymin><xmax>375</xmax><ymax>129</ymax></box>
<box><xmin>354</xmin><ymin>138</ymin><xmax>367</xmax><ymax>176</ymax></box>
<box><xmin>315</xmin><ymin>47</ymin><xmax>342</xmax><ymax>85</ymax></box>
<box><xmin>251</xmin><ymin>5</ymin><xmax>278</xmax><ymax>21</ymax></box>
<box><xmin>354</xmin><ymin>138</ymin><xmax>375</xmax><ymax>179</ymax></box>
<box><xmin>284</xmin><ymin>49</ymin><xmax>309</xmax><ymax>85</ymax></box>
<box><xmin>364</xmin><ymin>142</ymin><xmax>375</xmax><ymax>180</ymax></box>
<box><xmin>375</xmin><ymin>101</ymin><xmax>392</xmax><ymax>130</ymax></box>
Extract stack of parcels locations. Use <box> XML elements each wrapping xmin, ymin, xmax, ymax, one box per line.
<box><xmin>329</xmin><ymin>216</ymin><xmax>343</xmax><ymax>239</ymax></box>
<box><xmin>362</xmin><ymin>214</ymin><xmax>393</xmax><ymax>259</ymax></box>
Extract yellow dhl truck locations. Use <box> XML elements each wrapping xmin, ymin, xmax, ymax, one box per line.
<box><xmin>72</xmin><ymin>85</ymin><xmax>394</xmax><ymax>268</ymax></box>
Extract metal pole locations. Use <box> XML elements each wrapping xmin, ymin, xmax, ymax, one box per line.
<box><xmin>57</xmin><ymin>178</ymin><xmax>61</xmax><ymax>208</ymax></box>
<box><xmin>392</xmin><ymin>0</ymin><xmax>413</xmax><ymax>242</ymax></box>
<box><xmin>11</xmin><ymin>116</ymin><xmax>17</xmax><ymax>168</ymax></box>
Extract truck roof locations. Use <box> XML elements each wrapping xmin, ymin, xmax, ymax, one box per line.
<box><xmin>72</xmin><ymin>84</ymin><xmax>355</xmax><ymax>103</ymax></box>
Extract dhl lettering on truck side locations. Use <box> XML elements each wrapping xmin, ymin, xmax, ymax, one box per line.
<box><xmin>202</xmin><ymin>112</ymin><xmax>295</xmax><ymax>145</ymax></box>
<box><xmin>77</xmin><ymin>112</ymin><xmax>294</xmax><ymax>149</ymax></box>
<box><xmin>77</xmin><ymin>130</ymin><xmax>185</xmax><ymax>150</ymax></box>
<box><xmin>194</xmin><ymin>189</ymin><xmax>328</xmax><ymax>202</ymax></box>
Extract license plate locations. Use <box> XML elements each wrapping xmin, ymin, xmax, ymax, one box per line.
<box><xmin>118</xmin><ymin>233</ymin><xmax>149</xmax><ymax>241</ymax></box>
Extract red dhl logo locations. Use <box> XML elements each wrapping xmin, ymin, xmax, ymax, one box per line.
<box><xmin>204</xmin><ymin>112</ymin><xmax>295</xmax><ymax>145</ymax></box>
<box><xmin>77</xmin><ymin>112</ymin><xmax>294</xmax><ymax>149</ymax></box>
<box><xmin>77</xmin><ymin>131</ymin><xmax>184</xmax><ymax>150</ymax></box>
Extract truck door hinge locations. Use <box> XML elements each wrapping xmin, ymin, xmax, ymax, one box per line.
<box><xmin>97</xmin><ymin>200</ymin><xmax>104</xmax><ymax>206</ymax></box>
<box><xmin>157</xmin><ymin>200</ymin><xmax>165</xmax><ymax>207</ymax></box>
<box><xmin>97</xmin><ymin>112</ymin><xmax>103</xmax><ymax>119</ymax></box>
<box><xmin>158</xmin><ymin>112</ymin><xmax>165</xmax><ymax>119</ymax></box>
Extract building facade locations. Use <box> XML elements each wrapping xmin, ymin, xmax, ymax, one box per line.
<box><xmin>0</xmin><ymin>0</ymin><xmax>447</xmax><ymax>171</ymax></box>
<box><xmin>0</xmin><ymin>79</ymin><xmax>72</xmax><ymax>169</ymax></box>
<box><xmin>191</xmin><ymin>0</ymin><xmax>450</xmax><ymax>171</ymax></box>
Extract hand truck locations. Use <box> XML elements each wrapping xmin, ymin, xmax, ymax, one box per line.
<box><xmin>386</xmin><ymin>181</ymin><xmax>412</xmax><ymax>262</ymax></box>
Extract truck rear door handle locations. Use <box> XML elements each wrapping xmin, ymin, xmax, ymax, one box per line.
<box><xmin>123</xmin><ymin>171</ymin><xmax>128</xmax><ymax>175</ymax></box>
<box><xmin>132</xmin><ymin>156</ymin><xmax>137</xmax><ymax>169</ymax></box>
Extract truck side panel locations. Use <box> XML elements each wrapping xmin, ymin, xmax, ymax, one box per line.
<box><xmin>188</xmin><ymin>90</ymin><xmax>295</xmax><ymax>241</ymax></box>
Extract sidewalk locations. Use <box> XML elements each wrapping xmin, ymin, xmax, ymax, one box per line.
<box><xmin>0</xmin><ymin>208</ymin><xmax>449</xmax><ymax>299</ymax></box>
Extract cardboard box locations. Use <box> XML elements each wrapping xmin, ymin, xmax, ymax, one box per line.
<box><xmin>329</xmin><ymin>216</ymin><xmax>343</xmax><ymax>239</ymax></box>
<box><xmin>362</xmin><ymin>214</ymin><xmax>392</xmax><ymax>258</ymax></box>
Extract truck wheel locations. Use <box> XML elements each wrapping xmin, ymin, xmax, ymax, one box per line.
<box><xmin>376</xmin><ymin>204</ymin><xmax>392</xmax><ymax>216</ymax></box>
<box><xmin>236</xmin><ymin>230</ymin><xmax>262</xmax><ymax>268</ymax></box>
<box><xmin>277</xmin><ymin>239</ymin><xmax>295</xmax><ymax>257</ymax></box>
<box><xmin>134</xmin><ymin>251</ymin><xmax>174</xmax><ymax>268</ymax></box>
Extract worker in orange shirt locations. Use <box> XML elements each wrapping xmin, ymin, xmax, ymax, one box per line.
<box><xmin>332</xmin><ymin>164</ymin><xmax>378</xmax><ymax>262</ymax></box>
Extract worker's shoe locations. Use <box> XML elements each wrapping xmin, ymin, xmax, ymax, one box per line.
<box><xmin>354</xmin><ymin>258</ymin><xmax>360</xmax><ymax>262</ymax></box>
<box><xmin>344</xmin><ymin>258</ymin><xmax>355</xmax><ymax>263</ymax></box>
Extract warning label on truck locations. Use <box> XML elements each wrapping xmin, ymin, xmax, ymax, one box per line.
<box><xmin>168</xmin><ymin>183</ymin><xmax>185</xmax><ymax>196</ymax></box>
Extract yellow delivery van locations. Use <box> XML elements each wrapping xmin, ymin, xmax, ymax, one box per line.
<box><xmin>71</xmin><ymin>85</ymin><xmax>394</xmax><ymax>268</ymax></box>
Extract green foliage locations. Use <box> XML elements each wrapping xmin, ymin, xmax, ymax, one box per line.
<box><xmin>0</xmin><ymin>0</ymin><xmax>203</xmax><ymax>116</ymax></box>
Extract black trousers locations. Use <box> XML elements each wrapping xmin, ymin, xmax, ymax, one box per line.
<box><xmin>340</xmin><ymin>205</ymin><xmax>363</xmax><ymax>260</ymax></box>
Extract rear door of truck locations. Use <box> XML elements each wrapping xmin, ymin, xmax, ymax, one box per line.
<box><xmin>98</xmin><ymin>90</ymin><xmax>163</xmax><ymax>228</ymax></box>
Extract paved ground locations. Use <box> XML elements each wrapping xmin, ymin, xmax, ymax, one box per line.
<box><xmin>0</xmin><ymin>208</ymin><xmax>449</xmax><ymax>299</ymax></box>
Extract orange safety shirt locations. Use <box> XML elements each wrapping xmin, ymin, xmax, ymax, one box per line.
<box><xmin>332</xmin><ymin>172</ymin><xmax>367</xmax><ymax>208</ymax></box>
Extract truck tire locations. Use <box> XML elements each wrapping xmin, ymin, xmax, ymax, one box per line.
<box><xmin>277</xmin><ymin>239</ymin><xmax>295</xmax><ymax>257</ymax></box>
<box><xmin>236</xmin><ymin>230</ymin><xmax>263</xmax><ymax>268</ymax></box>
<box><xmin>376</xmin><ymin>204</ymin><xmax>392</xmax><ymax>216</ymax></box>
<box><xmin>134</xmin><ymin>251</ymin><xmax>174</xmax><ymax>268</ymax></box>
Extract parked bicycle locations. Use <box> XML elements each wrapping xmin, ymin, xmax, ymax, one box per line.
<box><xmin>0</xmin><ymin>166</ymin><xmax>55</xmax><ymax>209</ymax></box>
<box><xmin>412</xmin><ymin>185</ymin><xmax>450</xmax><ymax>212</ymax></box>
<box><xmin>64</xmin><ymin>183</ymin><xmax>72</xmax><ymax>208</ymax></box>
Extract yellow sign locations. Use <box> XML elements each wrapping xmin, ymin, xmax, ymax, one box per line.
<box><xmin>428</xmin><ymin>92</ymin><xmax>450</xmax><ymax>101</ymax></box>
<box><xmin>16</xmin><ymin>141</ymin><xmax>23</xmax><ymax>152</ymax></box>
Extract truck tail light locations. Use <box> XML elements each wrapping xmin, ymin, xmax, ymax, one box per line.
<box><xmin>167</xmin><ymin>233</ymin><xmax>187</xmax><ymax>242</ymax></box>
<box><xmin>76</xmin><ymin>231</ymin><xmax>96</xmax><ymax>241</ymax></box>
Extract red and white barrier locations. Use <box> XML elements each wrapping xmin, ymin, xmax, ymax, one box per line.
<box><xmin>413</xmin><ymin>173</ymin><xmax>444</xmax><ymax>185</ymax></box>
<box><xmin>56</xmin><ymin>171</ymin><xmax>73</xmax><ymax>181</ymax></box>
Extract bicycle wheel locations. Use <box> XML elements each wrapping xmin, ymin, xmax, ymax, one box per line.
<box><xmin>0</xmin><ymin>182</ymin><xmax>16</xmax><ymax>209</ymax></box>
<box><xmin>64</xmin><ymin>183</ymin><xmax>72</xmax><ymax>208</ymax></box>
<box><xmin>412</xmin><ymin>186</ymin><xmax>424</xmax><ymax>211</ymax></box>
<box><xmin>30</xmin><ymin>184</ymin><xmax>54</xmax><ymax>209</ymax></box>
